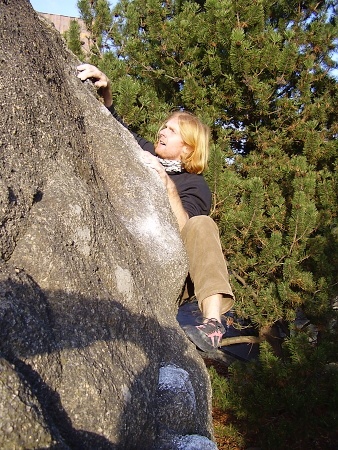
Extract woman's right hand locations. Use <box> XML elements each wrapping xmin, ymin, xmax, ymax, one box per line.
<box><xmin>77</xmin><ymin>64</ymin><xmax>112</xmax><ymax>107</ymax></box>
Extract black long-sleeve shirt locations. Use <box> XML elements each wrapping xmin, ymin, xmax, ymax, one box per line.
<box><xmin>107</xmin><ymin>105</ymin><xmax>211</xmax><ymax>218</ymax></box>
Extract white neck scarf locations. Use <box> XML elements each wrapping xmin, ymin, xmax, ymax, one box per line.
<box><xmin>157</xmin><ymin>158</ymin><xmax>182</xmax><ymax>173</ymax></box>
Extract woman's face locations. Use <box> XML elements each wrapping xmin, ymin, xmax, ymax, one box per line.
<box><xmin>154</xmin><ymin>116</ymin><xmax>188</xmax><ymax>160</ymax></box>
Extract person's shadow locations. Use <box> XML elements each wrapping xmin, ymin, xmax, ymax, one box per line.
<box><xmin>0</xmin><ymin>273</ymin><xmax>212</xmax><ymax>449</ymax></box>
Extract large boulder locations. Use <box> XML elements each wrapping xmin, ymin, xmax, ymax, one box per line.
<box><xmin>0</xmin><ymin>1</ymin><xmax>216</xmax><ymax>449</ymax></box>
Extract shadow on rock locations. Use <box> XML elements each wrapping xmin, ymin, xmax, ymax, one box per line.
<box><xmin>0</xmin><ymin>269</ymin><xmax>214</xmax><ymax>449</ymax></box>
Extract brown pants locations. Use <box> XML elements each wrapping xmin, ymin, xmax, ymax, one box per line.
<box><xmin>181</xmin><ymin>215</ymin><xmax>234</xmax><ymax>315</ymax></box>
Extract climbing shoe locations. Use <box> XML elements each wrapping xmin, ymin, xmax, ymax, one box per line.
<box><xmin>182</xmin><ymin>318</ymin><xmax>225</xmax><ymax>353</ymax></box>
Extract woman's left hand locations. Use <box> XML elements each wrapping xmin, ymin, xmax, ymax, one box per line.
<box><xmin>140</xmin><ymin>152</ymin><xmax>169</xmax><ymax>187</ymax></box>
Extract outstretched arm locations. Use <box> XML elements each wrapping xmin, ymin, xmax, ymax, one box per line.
<box><xmin>77</xmin><ymin>64</ymin><xmax>112</xmax><ymax>107</ymax></box>
<box><xmin>77</xmin><ymin>64</ymin><xmax>189</xmax><ymax>230</ymax></box>
<box><xmin>77</xmin><ymin>64</ymin><xmax>154</xmax><ymax>153</ymax></box>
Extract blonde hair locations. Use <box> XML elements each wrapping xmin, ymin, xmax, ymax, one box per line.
<box><xmin>159</xmin><ymin>111</ymin><xmax>210</xmax><ymax>174</ymax></box>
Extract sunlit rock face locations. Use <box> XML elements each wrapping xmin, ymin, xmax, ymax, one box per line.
<box><xmin>0</xmin><ymin>1</ymin><xmax>215</xmax><ymax>448</ymax></box>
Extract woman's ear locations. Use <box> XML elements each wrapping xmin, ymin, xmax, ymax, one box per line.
<box><xmin>182</xmin><ymin>144</ymin><xmax>192</xmax><ymax>156</ymax></box>
<box><xmin>181</xmin><ymin>144</ymin><xmax>192</xmax><ymax>157</ymax></box>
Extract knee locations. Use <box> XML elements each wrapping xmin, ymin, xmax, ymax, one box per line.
<box><xmin>182</xmin><ymin>215</ymin><xmax>218</xmax><ymax>236</ymax></box>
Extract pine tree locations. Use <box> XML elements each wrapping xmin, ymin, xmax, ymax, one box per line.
<box><xmin>77</xmin><ymin>0</ymin><xmax>113</xmax><ymax>62</ymax></box>
<box><xmin>63</xmin><ymin>19</ymin><xmax>85</xmax><ymax>60</ymax></box>
<box><xmin>76</xmin><ymin>0</ymin><xmax>338</xmax><ymax>331</ymax></box>
<box><xmin>219</xmin><ymin>335</ymin><xmax>338</xmax><ymax>448</ymax></box>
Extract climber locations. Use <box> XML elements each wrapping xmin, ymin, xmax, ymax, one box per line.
<box><xmin>77</xmin><ymin>64</ymin><xmax>235</xmax><ymax>353</ymax></box>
